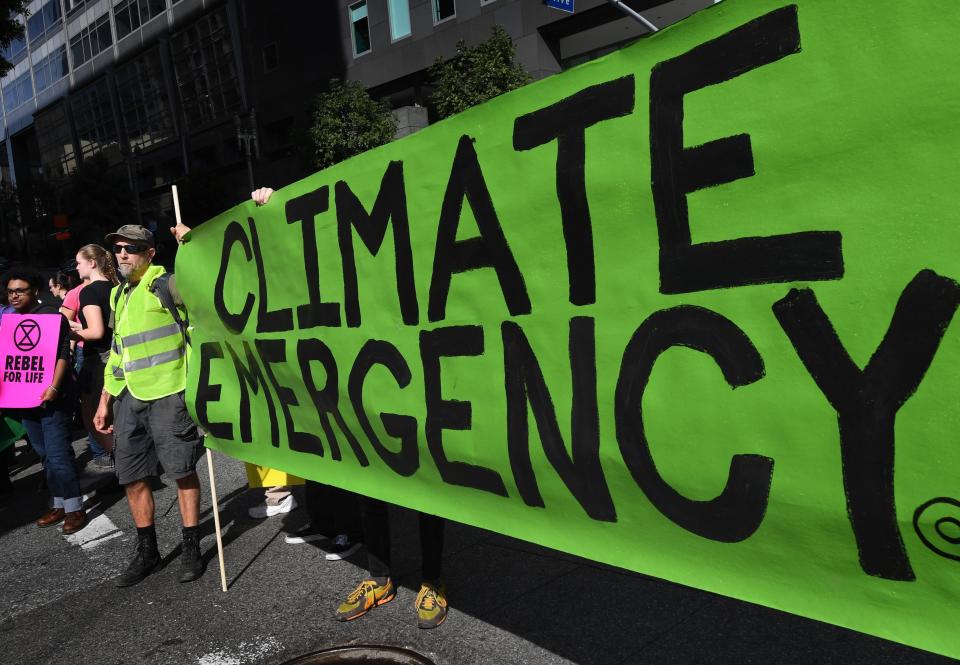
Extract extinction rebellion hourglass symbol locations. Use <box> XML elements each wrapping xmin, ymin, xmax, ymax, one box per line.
<box><xmin>14</xmin><ymin>320</ymin><xmax>41</xmax><ymax>352</ymax></box>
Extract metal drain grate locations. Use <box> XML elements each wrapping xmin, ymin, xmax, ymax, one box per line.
<box><xmin>279</xmin><ymin>645</ymin><xmax>436</xmax><ymax>665</ymax></box>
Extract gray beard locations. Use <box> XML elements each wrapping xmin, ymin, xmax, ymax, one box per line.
<box><xmin>118</xmin><ymin>263</ymin><xmax>135</xmax><ymax>278</ymax></box>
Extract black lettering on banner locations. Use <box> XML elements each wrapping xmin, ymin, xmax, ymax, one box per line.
<box><xmin>913</xmin><ymin>497</ymin><xmax>960</xmax><ymax>563</ymax></box>
<box><xmin>503</xmin><ymin>317</ymin><xmax>616</xmax><ymax>521</ymax></box>
<box><xmin>420</xmin><ymin>325</ymin><xmax>508</xmax><ymax>496</ymax></box>
<box><xmin>213</xmin><ymin>221</ymin><xmax>255</xmax><ymax>334</ymax></box>
<box><xmin>513</xmin><ymin>76</ymin><xmax>636</xmax><ymax>306</ymax></box>
<box><xmin>615</xmin><ymin>306</ymin><xmax>773</xmax><ymax>542</ymax></box>
<box><xmin>336</xmin><ymin>161</ymin><xmax>418</xmax><ymax>327</ymax></box>
<box><xmin>772</xmin><ymin>269</ymin><xmax>960</xmax><ymax>581</ymax></box>
<box><xmin>348</xmin><ymin>340</ymin><xmax>419</xmax><ymax>476</ymax></box>
<box><xmin>649</xmin><ymin>5</ymin><xmax>843</xmax><ymax>294</ymax></box>
<box><xmin>195</xmin><ymin>342</ymin><xmax>233</xmax><ymax>439</ymax></box>
<box><xmin>256</xmin><ymin>339</ymin><xmax>326</xmax><ymax>459</ymax></box>
<box><xmin>286</xmin><ymin>186</ymin><xmax>342</xmax><ymax>328</ymax></box>
<box><xmin>428</xmin><ymin>135</ymin><xmax>531</xmax><ymax>322</ymax></box>
<box><xmin>248</xmin><ymin>218</ymin><xmax>294</xmax><ymax>333</ymax></box>
<box><xmin>297</xmin><ymin>338</ymin><xmax>369</xmax><ymax>466</ymax></box>
<box><xmin>224</xmin><ymin>340</ymin><xmax>280</xmax><ymax>445</ymax></box>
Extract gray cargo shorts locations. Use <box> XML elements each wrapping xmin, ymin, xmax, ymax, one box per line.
<box><xmin>113</xmin><ymin>390</ymin><xmax>204</xmax><ymax>485</ymax></box>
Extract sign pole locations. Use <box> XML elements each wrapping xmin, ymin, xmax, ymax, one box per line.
<box><xmin>605</xmin><ymin>0</ymin><xmax>658</xmax><ymax>31</ymax></box>
<box><xmin>206</xmin><ymin>449</ymin><xmax>229</xmax><ymax>592</ymax></box>
<box><xmin>172</xmin><ymin>183</ymin><xmax>227</xmax><ymax>592</ymax></box>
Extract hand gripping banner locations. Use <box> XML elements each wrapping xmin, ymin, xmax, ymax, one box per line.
<box><xmin>177</xmin><ymin>0</ymin><xmax>960</xmax><ymax>656</ymax></box>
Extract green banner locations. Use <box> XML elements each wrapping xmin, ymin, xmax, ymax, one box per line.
<box><xmin>0</xmin><ymin>416</ymin><xmax>24</xmax><ymax>454</ymax></box>
<box><xmin>177</xmin><ymin>0</ymin><xmax>960</xmax><ymax>656</ymax></box>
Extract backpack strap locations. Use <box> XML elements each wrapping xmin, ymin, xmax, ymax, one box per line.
<box><xmin>149</xmin><ymin>273</ymin><xmax>190</xmax><ymax>346</ymax></box>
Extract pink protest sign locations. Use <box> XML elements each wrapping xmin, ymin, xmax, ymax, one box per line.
<box><xmin>0</xmin><ymin>314</ymin><xmax>61</xmax><ymax>408</ymax></box>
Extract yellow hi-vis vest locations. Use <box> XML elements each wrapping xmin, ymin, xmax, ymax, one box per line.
<box><xmin>103</xmin><ymin>264</ymin><xmax>187</xmax><ymax>400</ymax></box>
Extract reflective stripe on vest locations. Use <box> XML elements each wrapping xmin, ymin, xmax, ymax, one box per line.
<box><xmin>124</xmin><ymin>346</ymin><xmax>186</xmax><ymax>373</ymax></box>
<box><xmin>122</xmin><ymin>322</ymin><xmax>182</xmax><ymax>348</ymax></box>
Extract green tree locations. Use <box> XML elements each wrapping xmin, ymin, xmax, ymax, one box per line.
<box><xmin>308</xmin><ymin>79</ymin><xmax>397</xmax><ymax>170</ymax></box>
<box><xmin>429</xmin><ymin>25</ymin><xmax>532</xmax><ymax>120</ymax></box>
<box><xmin>0</xmin><ymin>2</ymin><xmax>28</xmax><ymax>78</ymax></box>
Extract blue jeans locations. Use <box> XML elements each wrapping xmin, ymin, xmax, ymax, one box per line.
<box><xmin>87</xmin><ymin>432</ymin><xmax>106</xmax><ymax>458</ymax></box>
<box><xmin>21</xmin><ymin>406</ymin><xmax>83</xmax><ymax>513</ymax></box>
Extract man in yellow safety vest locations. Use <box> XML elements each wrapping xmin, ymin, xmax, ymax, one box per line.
<box><xmin>94</xmin><ymin>224</ymin><xmax>205</xmax><ymax>587</ymax></box>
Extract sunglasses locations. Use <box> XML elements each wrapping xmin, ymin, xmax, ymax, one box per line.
<box><xmin>113</xmin><ymin>243</ymin><xmax>149</xmax><ymax>255</ymax></box>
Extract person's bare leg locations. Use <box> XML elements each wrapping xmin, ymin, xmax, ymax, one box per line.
<box><xmin>116</xmin><ymin>479</ymin><xmax>161</xmax><ymax>587</ymax></box>
<box><xmin>176</xmin><ymin>472</ymin><xmax>200</xmax><ymax>527</ymax></box>
<box><xmin>125</xmin><ymin>480</ymin><xmax>155</xmax><ymax>527</ymax></box>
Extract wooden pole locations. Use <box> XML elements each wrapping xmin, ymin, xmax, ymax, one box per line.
<box><xmin>172</xmin><ymin>183</ymin><xmax>227</xmax><ymax>591</ymax></box>
<box><xmin>171</xmin><ymin>184</ymin><xmax>182</xmax><ymax>228</ymax></box>
<box><xmin>206</xmin><ymin>449</ymin><xmax>229</xmax><ymax>592</ymax></box>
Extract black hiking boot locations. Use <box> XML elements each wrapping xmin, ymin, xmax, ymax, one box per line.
<box><xmin>116</xmin><ymin>527</ymin><xmax>161</xmax><ymax>588</ymax></box>
<box><xmin>179</xmin><ymin>526</ymin><xmax>204</xmax><ymax>583</ymax></box>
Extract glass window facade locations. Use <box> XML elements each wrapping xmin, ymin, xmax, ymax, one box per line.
<box><xmin>115</xmin><ymin>47</ymin><xmax>174</xmax><ymax>151</ymax></box>
<box><xmin>70</xmin><ymin>12</ymin><xmax>114</xmax><ymax>66</ymax></box>
<box><xmin>35</xmin><ymin>102</ymin><xmax>78</xmax><ymax>179</ymax></box>
<box><xmin>34</xmin><ymin>45</ymin><xmax>69</xmax><ymax>93</ymax></box>
<box><xmin>388</xmin><ymin>0</ymin><xmax>411</xmax><ymax>41</ymax></box>
<box><xmin>114</xmin><ymin>0</ymin><xmax>168</xmax><ymax>40</ymax></box>
<box><xmin>65</xmin><ymin>0</ymin><xmax>89</xmax><ymax>17</ymax></box>
<box><xmin>433</xmin><ymin>0</ymin><xmax>455</xmax><ymax>23</ymax></box>
<box><xmin>70</xmin><ymin>77</ymin><xmax>122</xmax><ymax>162</ymax></box>
<box><xmin>1</xmin><ymin>32</ymin><xmax>27</xmax><ymax>66</ymax></box>
<box><xmin>2</xmin><ymin>70</ymin><xmax>33</xmax><ymax>113</ymax></box>
<box><xmin>350</xmin><ymin>1</ymin><xmax>370</xmax><ymax>55</ymax></box>
<box><xmin>171</xmin><ymin>8</ymin><xmax>242</xmax><ymax>130</ymax></box>
<box><xmin>262</xmin><ymin>43</ymin><xmax>279</xmax><ymax>72</ymax></box>
<box><xmin>26</xmin><ymin>0</ymin><xmax>62</xmax><ymax>47</ymax></box>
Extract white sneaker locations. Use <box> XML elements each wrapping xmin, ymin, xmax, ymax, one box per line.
<box><xmin>248</xmin><ymin>494</ymin><xmax>298</xmax><ymax>519</ymax></box>
<box><xmin>284</xmin><ymin>524</ymin><xmax>327</xmax><ymax>544</ymax></box>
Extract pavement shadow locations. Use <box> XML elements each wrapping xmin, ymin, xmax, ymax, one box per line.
<box><xmin>319</xmin><ymin>504</ymin><xmax>955</xmax><ymax>665</ymax></box>
<box><xmin>0</xmin><ymin>468</ymin><xmax>51</xmax><ymax>536</ymax></box>
<box><xmin>190</xmin><ymin>485</ymin><xmax>284</xmax><ymax>587</ymax></box>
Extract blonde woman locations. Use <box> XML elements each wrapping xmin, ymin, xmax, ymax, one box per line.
<box><xmin>70</xmin><ymin>244</ymin><xmax>120</xmax><ymax>467</ymax></box>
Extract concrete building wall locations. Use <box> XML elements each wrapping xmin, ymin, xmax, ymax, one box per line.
<box><xmin>338</xmin><ymin>0</ymin><xmax>717</xmax><ymax>92</ymax></box>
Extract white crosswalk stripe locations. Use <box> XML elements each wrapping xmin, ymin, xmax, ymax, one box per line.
<box><xmin>65</xmin><ymin>512</ymin><xmax>123</xmax><ymax>550</ymax></box>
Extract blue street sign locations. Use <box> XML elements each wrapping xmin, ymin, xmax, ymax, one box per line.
<box><xmin>545</xmin><ymin>0</ymin><xmax>574</xmax><ymax>13</ymax></box>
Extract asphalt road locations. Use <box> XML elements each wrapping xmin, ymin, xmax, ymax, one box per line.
<box><xmin>0</xmin><ymin>436</ymin><xmax>954</xmax><ymax>665</ymax></box>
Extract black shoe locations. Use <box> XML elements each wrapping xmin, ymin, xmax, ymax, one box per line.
<box><xmin>116</xmin><ymin>533</ymin><xmax>161</xmax><ymax>588</ymax></box>
<box><xmin>179</xmin><ymin>528</ymin><xmax>205</xmax><ymax>583</ymax></box>
<box><xmin>92</xmin><ymin>455</ymin><xmax>115</xmax><ymax>472</ymax></box>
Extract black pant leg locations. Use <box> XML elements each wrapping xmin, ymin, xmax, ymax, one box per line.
<box><xmin>333</xmin><ymin>488</ymin><xmax>363</xmax><ymax>543</ymax></box>
<box><xmin>419</xmin><ymin>513</ymin><xmax>445</xmax><ymax>582</ymax></box>
<box><xmin>0</xmin><ymin>445</ymin><xmax>13</xmax><ymax>490</ymax></box>
<box><xmin>304</xmin><ymin>480</ymin><xmax>335</xmax><ymax>536</ymax></box>
<box><xmin>361</xmin><ymin>497</ymin><xmax>391</xmax><ymax>579</ymax></box>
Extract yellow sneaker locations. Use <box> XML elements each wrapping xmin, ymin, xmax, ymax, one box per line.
<box><xmin>335</xmin><ymin>579</ymin><xmax>396</xmax><ymax>621</ymax></box>
<box><xmin>415</xmin><ymin>582</ymin><xmax>448</xmax><ymax>629</ymax></box>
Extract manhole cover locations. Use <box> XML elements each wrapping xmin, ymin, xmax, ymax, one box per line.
<box><xmin>280</xmin><ymin>645</ymin><xmax>436</xmax><ymax>665</ymax></box>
